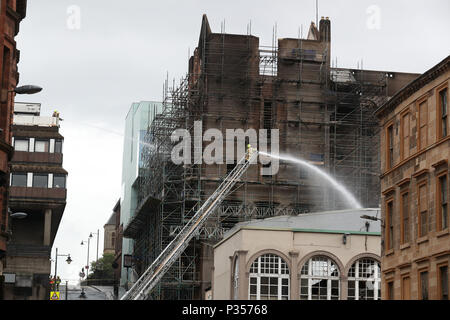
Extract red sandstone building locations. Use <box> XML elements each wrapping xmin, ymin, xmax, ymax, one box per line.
<box><xmin>0</xmin><ymin>0</ymin><xmax>27</xmax><ymax>299</ymax></box>
<box><xmin>376</xmin><ymin>56</ymin><xmax>449</xmax><ymax>300</ymax></box>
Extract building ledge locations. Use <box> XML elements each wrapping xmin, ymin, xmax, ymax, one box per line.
<box><xmin>400</xmin><ymin>243</ymin><xmax>410</xmax><ymax>251</ymax></box>
<box><xmin>432</xmin><ymin>159</ymin><xmax>448</xmax><ymax>169</ymax></box>
<box><xmin>123</xmin><ymin>194</ymin><xmax>160</xmax><ymax>239</ymax></box>
<box><xmin>436</xmin><ymin>228</ymin><xmax>449</xmax><ymax>238</ymax></box>
<box><xmin>417</xmin><ymin>235</ymin><xmax>429</xmax><ymax>244</ymax></box>
<box><xmin>12</xmin><ymin>151</ymin><xmax>63</xmax><ymax>165</ymax></box>
<box><xmin>9</xmin><ymin>186</ymin><xmax>67</xmax><ymax>202</ymax></box>
<box><xmin>412</xmin><ymin>169</ymin><xmax>429</xmax><ymax>179</ymax></box>
<box><xmin>396</xmin><ymin>178</ymin><xmax>411</xmax><ymax>188</ymax></box>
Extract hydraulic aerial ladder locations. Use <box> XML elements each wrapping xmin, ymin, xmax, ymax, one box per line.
<box><xmin>121</xmin><ymin>147</ymin><xmax>258</xmax><ymax>300</ymax></box>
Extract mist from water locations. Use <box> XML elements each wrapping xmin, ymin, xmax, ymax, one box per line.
<box><xmin>259</xmin><ymin>151</ymin><xmax>363</xmax><ymax>209</ymax></box>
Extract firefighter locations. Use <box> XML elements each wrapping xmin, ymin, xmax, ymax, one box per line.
<box><xmin>56</xmin><ymin>276</ymin><xmax>61</xmax><ymax>290</ymax></box>
<box><xmin>49</xmin><ymin>275</ymin><xmax>55</xmax><ymax>290</ymax></box>
<box><xmin>246</xmin><ymin>144</ymin><xmax>252</xmax><ymax>160</ymax></box>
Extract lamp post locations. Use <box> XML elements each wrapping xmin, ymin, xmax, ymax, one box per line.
<box><xmin>81</xmin><ymin>238</ymin><xmax>91</xmax><ymax>277</ymax></box>
<box><xmin>53</xmin><ymin>248</ymin><xmax>72</xmax><ymax>291</ymax></box>
<box><xmin>360</xmin><ymin>214</ymin><xmax>384</xmax><ymax>227</ymax></box>
<box><xmin>89</xmin><ymin>230</ymin><xmax>100</xmax><ymax>263</ymax></box>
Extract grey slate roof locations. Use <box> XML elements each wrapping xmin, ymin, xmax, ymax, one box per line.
<box><xmin>105</xmin><ymin>212</ymin><xmax>116</xmax><ymax>226</ymax></box>
<box><xmin>219</xmin><ymin>208</ymin><xmax>381</xmax><ymax>245</ymax></box>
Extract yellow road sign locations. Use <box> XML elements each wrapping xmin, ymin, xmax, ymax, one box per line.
<box><xmin>50</xmin><ymin>291</ymin><xmax>60</xmax><ymax>300</ymax></box>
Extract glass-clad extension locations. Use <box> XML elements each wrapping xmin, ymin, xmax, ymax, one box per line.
<box><xmin>120</xmin><ymin>101</ymin><xmax>162</xmax><ymax>289</ymax></box>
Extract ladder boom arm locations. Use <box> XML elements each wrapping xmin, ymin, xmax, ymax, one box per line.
<box><xmin>121</xmin><ymin>148</ymin><xmax>258</xmax><ymax>300</ymax></box>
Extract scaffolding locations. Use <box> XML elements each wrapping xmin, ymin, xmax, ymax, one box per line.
<box><xmin>126</xmin><ymin>16</ymin><xmax>399</xmax><ymax>300</ymax></box>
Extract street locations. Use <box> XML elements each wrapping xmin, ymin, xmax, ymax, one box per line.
<box><xmin>59</xmin><ymin>285</ymin><xmax>115</xmax><ymax>300</ymax></box>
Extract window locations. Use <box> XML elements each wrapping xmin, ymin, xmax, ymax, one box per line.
<box><xmin>401</xmin><ymin>112</ymin><xmax>410</xmax><ymax>159</ymax></box>
<box><xmin>53</xmin><ymin>175</ymin><xmax>66</xmax><ymax>189</ymax></box>
<box><xmin>347</xmin><ymin>258</ymin><xmax>381</xmax><ymax>300</ymax></box>
<box><xmin>438</xmin><ymin>174</ymin><xmax>449</xmax><ymax>231</ymax></box>
<box><xmin>418</xmin><ymin>99</ymin><xmax>428</xmax><ymax>150</ymax></box>
<box><xmin>386</xmin><ymin>200</ymin><xmax>394</xmax><ymax>250</ymax></box>
<box><xmin>300</xmin><ymin>256</ymin><xmax>340</xmax><ymax>300</ymax></box>
<box><xmin>14</xmin><ymin>139</ymin><xmax>29</xmax><ymax>152</ymax></box>
<box><xmin>54</xmin><ymin>139</ymin><xmax>63</xmax><ymax>153</ymax></box>
<box><xmin>249</xmin><ymin>254</ymin><xmax>289</xmax><ymax>300</ymax></box>
<box><xmin>386</xmin><ymin>280</ymin><xmax>394</xmax><ymax>300</ymax></box>
<box><xmin>33</xmin><ymin>174</ymin><xmax>48</xmax><ymax>188</ymax></box>
<box><xmin>386</xmin><ymin>124</ymin><xmax>394</xmax><ymax>169</ymax></box>
<box><xmin>401</xmin><ymin>192</ymin><xmax>409</xmax><ymax>244</ymax></box>
<box><xmin>401</xmin><ymin>275</ymin><xmax>411</xmax><ymax>300</ymax></box>
<box><xmin>419</xmin><ymin>270</ymin><xmax>429</xmax><ymax>300</ymax></box>
<box><xmin>35</xmin><ymin>140</ymin><xmax>49</xmax><ymax>153</ymax></box>
<box><xmin>111</xmin><ymin>232</ymin><xmax>116</xmax><ymax>248</ymax></box>
<box><xmin>418</xmin><ymin>183</ymin><xmax>428</xmax><ymax>237</ymax></box>
<box><xmin>438</xmin><ymin>88</ymin><xmax>448</xmax><ymax>139</ymax></box>
<box><xmin>11</xmin><ymin>173</ymin><xmax>27</xmax><ymax>187</ymax></box>
<box><xmin>438</xmin><ymin>265</ymin><xmax>448</xmax><ymax>300</ymax></box>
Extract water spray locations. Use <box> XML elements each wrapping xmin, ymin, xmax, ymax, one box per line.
<box><xmin>259</xmin><ymin>151</ymin><xmax>362</xmax><ymax>209</ymax></box>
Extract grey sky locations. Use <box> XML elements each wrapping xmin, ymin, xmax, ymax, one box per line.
<box><xmin>14</xmin><ymin>0</ymin><xmax>450</xmax><ymax>284</ymax></box>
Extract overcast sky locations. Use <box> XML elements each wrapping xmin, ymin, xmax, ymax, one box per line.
<box><xmin>14</xmin><ymin>0</ymin><xmax>450</xmax><ymax>284</ymax></box>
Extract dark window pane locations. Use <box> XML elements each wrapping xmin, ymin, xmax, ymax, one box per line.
<box><xmin>440</xmin><ymin>266</ymin><xmax>448</xmax><ymax>300</ymax></box>
<box><xmin>11</xmin><ymin>173</ymin><xmax>27</xmax><ymax>187</ymax></box>
<box><xmin>53</xmin><ymin>175</ymin><xmax>66</xmax><ymax>188</ymax></box>
<box><xmin>269</xmin><ymin>285</ymin><xmax>277</xmax><ymax>295</ymax></box>
<box><xmin>33</xmin><ymin>174</ymin><xmax>48</xmax><ymax>188</ymax></box>
<box><xmin>420</xmin><ymin>272</ymin><xmax>428</xmax><ymax>300</ymax></box>
<box><xmin>54</xmin><ymin>140</ymin><xmax>63</xmax><ymax>153</ymax></box>
<box><xmin>260</xmin><ymin>284</ymin><xmax>268</xmax><ymax>295</ymax></box>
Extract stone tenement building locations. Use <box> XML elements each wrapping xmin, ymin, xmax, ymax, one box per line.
<box><xmin>2</xmin><ymin>102</ymin><xmax>67</xmax><ymax>300</ymax></box>
<box><xmin>0</xmin><ymin>0</ymin><xmax>27</xmax><ymax>299</ymax></box>
<box><xmin>376</xmin><ymin>55</ymin><xmax>449</xmax><ymax>300</ymax></box>
<box><xmin>125</xmin><ymin>15</ymin><xmax>418</xmax><ymax>300</ymax></box>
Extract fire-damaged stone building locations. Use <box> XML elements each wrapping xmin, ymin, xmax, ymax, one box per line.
<box><xmin>122</xmin><ymin>15</ymin><xmax>419</xmax><ymax>299</ymax></box>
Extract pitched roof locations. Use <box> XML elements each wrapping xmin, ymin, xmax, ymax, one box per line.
<box><xmin>105</xmin><ymin>212</ymin><xmax>116</xmax><ymax>226</ymax></box>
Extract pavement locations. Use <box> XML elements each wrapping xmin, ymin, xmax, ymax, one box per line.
<box><xmin>59</xmin><ymin>285</ymin><xmax>115</xmax><ymax>300</ymax></box>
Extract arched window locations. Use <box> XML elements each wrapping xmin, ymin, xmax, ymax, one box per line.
<box><xmin>248</xmin><ymin>254</ymin><xmax>290</xmax><ymax>300</ymax></box>
<box><xmin>300</xmin><ymin>256</ymin><xmax>340</xmax><ymax>300</ymax></box>
<box><xmin>347</xmin><ymin>258</ymin><xmax>381</xmax><ymax>300</ymax></box>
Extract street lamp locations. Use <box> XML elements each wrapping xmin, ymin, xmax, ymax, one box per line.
<box><xmin>89</xmin><ymin>230</ymin><xmax>100</xmax><ymax>263</ymax></box>
<box><xmin>53</xmin><ymin>248</ymin><xmax>72</xmax><ymax>291</ymax></box>
<box><xmin>9</xmin><ymin>212</ymin><xmax>28</xmax><ymax>219</ymax></box>
<box><xmin>12</xmin><ymin>85</ymin><xmax>43</xmax><ymax>95</ymax></box>
<box><xmin>81</xmin><ymin>238</ymin><xmax>91</xmax><ymax>277</ymax></box>
<box><xmin>6</xmin><ymin>85</ymin><xmax>43</xmax><ymax>113</ymax></box>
